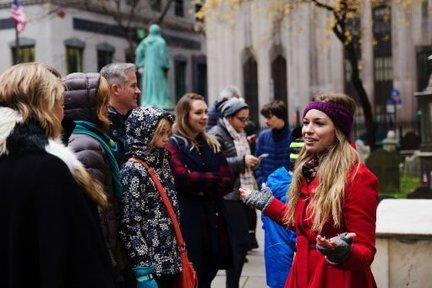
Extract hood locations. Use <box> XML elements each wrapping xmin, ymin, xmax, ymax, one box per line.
<box><xmin>0</xmin><ymin>107</ymin><xmax>85</xmax><ymax>175</ymax></box>
<box><xmin>126</xmin><ymin>106</ymin><xmax>174</xmax><ymax>161</ymax></box>
<box><xmin>63</xmin><ymin>72</ymin><xmax>100</xmax><ymax>124</ymax></box>
<box><xmin>265</xmin><ymin>167</ymin><xmax>292</xmax><ymax>202</ymax></box>
<box><xmin>0</xmin><ymin>107</ymin><xmax>25</xmax><ymax>156</ymax></box>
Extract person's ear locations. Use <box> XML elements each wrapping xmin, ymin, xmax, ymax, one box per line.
<box><xmin>112</xmin><ymin>83</ymin><xmax>121</xmax><ymax>95</ymax></box>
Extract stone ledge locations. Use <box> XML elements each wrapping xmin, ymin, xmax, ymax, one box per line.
<box><xmin>376</xmin><ymin>199</ymin><xmax>432</xmax><ymax>237</ymax></box>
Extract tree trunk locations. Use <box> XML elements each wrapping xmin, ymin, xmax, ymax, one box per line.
<box><xmin>345</xmin><ymin>42</ymin><xmax>377</xmax><ymax>150</ymax></box>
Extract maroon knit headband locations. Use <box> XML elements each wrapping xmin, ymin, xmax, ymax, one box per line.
<box><xmin>303</xmin><ymin>101</ymin><xmax>353</xmax><ymax>138</ymax></box>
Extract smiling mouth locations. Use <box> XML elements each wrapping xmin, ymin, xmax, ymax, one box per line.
<box><xmin>304</xmin><ymin>138</ymin><xmax>316</xmax><ymax>144</ymax></box>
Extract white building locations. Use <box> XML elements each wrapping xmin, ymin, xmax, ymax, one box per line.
<box><xmin>204</xmin><ymin>0</ymin><xmax>432</xmax><ymax>141</ymax></box>
<box><xmin>0</xmin><ymin>0</ymin><xmax>207</xmax><ymax>103</ymax></box>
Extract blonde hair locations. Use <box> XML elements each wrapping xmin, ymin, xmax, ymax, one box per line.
<box><xmin>149</xmin><ymin>118</ymin><xmax>172</xmax><ymax>149</ymax></box>
<box><xmin>173</xmin><ymin>93</ymin><xmax>220</xmax><ymax>152</ymax></box>
<box><xmin>96</xmin><ymin>76</ymin><xmax>111</xmax><ymax>131</ymax></box>
<box><xmin>286</xmin><ymin>93</ymin><xmax>360</xmax><ymax>232</ymax></box>
<box><xmin>0</xmin><ymin>62</ymin><xmax>64</xmax><ymax>138</ymax></box>
<box><xmin>0</xmin><ymin>63</ymin><xmax>107</xmax><ymax>208</ymax></box>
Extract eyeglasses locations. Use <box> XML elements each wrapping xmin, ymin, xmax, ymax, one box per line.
<box><xmin>235</xmin><ymin>116</ymin><xmax>249</xmax><ymax>123</ymax></box>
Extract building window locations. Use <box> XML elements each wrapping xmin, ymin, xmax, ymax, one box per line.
<box><xmin>174</xmin><ymin>57</ymin><xmax>187</xmax><ymax>102</ymax></box>
<box><xmin>149</xmin><ymin>0</ymin><xmax>161</xmax><ymax>11</ymax></box>
<box><xmin>9</xmin><ymin>37</ymin><xmax>36</xmax><ymax>64</ymax></box>
<box><xmin>374</xmin><ymin>57</ymin><xmax>393</xmax><ymax>82</ymax></box>
<box><xmin>64</xmin><ymin>38</ymin><xmax>85</xmax><ymax>73</ymax></box>
<box><xmin>66</xmin><ymin>47</ymin><xmax>83</xmax><ymax>73</ymax></box>
<box><xmin>242</xmin><ymin>49</ymin><xmax>259</xmax><ymax>124</ymax></box>
<box><xmin>271</xmin><ymin>54</ymin><xmax>287</xmax><ymax>103</ymax></box>
<box><xmin>11</xmin><ymin>46</ymin><xmax>35</xmax><ymax>64</ymax></box>
<box><xmin>175</xmin><ymin>0</ymin><xmax>184</xmax><ymax>17</ymax></box>
<box><xmin>192</xmin><ymin>55</ymin><xmax>207</xmax><ymax>100</ymax></box>
<box><xmin>372</xmin><ymin>4</ymin><xmax>392</xmax><ymax>109</ymax></box>
<box><xmin>97</xmin><ymin>42</ymin><xmax>115</xmax><ymax>71</ymax></box>
<box><xmin>343</xmin><ymin>16</ymin><xmax>361</xmax><ymax>102</ymax></box>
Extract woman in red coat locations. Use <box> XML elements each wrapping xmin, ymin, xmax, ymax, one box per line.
<box><xmin>240</xmin><ymin>93</ymin><xmax>378</xmax><ymax>288</ymax></box>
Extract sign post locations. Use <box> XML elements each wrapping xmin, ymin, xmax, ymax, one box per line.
<box><xmin>386</xmin><ymin>89</ymin><xmax>402</xmax><ymax>135</ymax></box>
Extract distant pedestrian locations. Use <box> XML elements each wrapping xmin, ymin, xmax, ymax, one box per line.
<box><xmin>288</xmin><ymin>126</ymin><xmax>303</xmax><ymax>165</ymax></box>
<box><xmin>167</xmin><ymin>93</ymin><xmax>235</xmax><ymax>288</ymax></box>
<box><xmin>241</xmin><ymin>93</ymin><xmax>379</xmax><ymax>288</ymax></box>
<box><xmin>254</xmin><ymin>100</ymin><xmax>292</xmax><ymax>188</ymax></box>
<box><xmin>206</xmin><ymin>85</ymin><xmax>241</xmax><ymax>131</ymax></box>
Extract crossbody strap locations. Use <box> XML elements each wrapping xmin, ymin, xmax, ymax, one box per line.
<box><xmin>128</xmin><ymin>157</ymin><xmax>185</xmax><ymax>248</ymax></box>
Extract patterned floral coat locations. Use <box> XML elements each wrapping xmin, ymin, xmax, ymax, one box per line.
<box><xmin>119</xmin><ymin>106</ymin><xmax>181</xmax><ymax>277</ymax></box>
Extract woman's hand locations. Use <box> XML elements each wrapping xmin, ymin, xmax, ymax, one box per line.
<box><xmin>239</xmin><ymin>183</ymin><xmax>273</xmax><ymax>211</ymax></box>
<box><xmin>245</xmin><ymin>155</ymin><xmax>260</xmax><ymax>169</ymax></box>
<box><xmin>316</xmin><ymin>232</ymin><xmax>356</xmax><ymax>249</ymax></box>
<box><xmin>316</xmin><ymin>232</ymin><xmax>356</xmax><ymax>264</ymax></box>
<box><xmin>239</xmin><ymin>187</ymin><xmax>252</xmax><ymax>201</ymax></box>
<box><xmin>239</xmin><ymin>183</ymin><xmax>267</xmax><ymax>201</ymax></box>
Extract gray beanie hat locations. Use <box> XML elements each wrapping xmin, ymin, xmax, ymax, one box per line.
<box><xmin>218</xmin><ymin>98</ymin><xmax>248</xmax><ymax>117</ymax></box>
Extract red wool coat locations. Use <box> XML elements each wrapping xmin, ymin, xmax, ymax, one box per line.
<box><xmin>264</xmin><ymin>163</ymin><xmax>378</xmax><ymax>288</ymax></box>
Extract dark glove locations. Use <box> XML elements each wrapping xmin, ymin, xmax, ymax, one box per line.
<box><xmin>133</xmin><ymin>265</ymin><xmax>158</xmax><ymax>288</ymax></box>
<box><xmin>244</xmin><ymin>186</ymin><xmax>274</xmax><ymax>211</ymax></box>
<box><xmin>316</xmin><ymin>232</ymin><xmax>353</xmax><ymax>264</ymax></box>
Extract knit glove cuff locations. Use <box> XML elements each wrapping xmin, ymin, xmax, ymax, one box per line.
<box><xmin>133</xmin><ymin>265</ymin><xmax>158</xmax><ymax>288</ymax></box>
<box><xmin>244</xmin><ymin>186</ymin><xmax>274</xmax><ymax>211</ymax></box>
<box><xmin>316</xmin><ymin>232</ymin><xmax>353</xmax><ymax>264</ymax></box>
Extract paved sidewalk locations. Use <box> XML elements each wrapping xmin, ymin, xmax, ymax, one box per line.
<box><xmin>211</xmin><ymin>212</ymin><xmax>267</xmax><ymax>288</ymax></box>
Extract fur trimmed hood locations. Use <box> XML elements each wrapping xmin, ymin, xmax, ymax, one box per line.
<box><xmin>0</xmin><ymin>107</ymin><xmax>83</xmax><ymax>173</ymax></box>
<box><xmin>0</xmin><ymin>107</ymin><xmax>106</xmax><ymax>207</ymax></box>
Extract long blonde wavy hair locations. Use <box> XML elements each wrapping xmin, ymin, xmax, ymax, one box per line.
<box><xmin>173</xmin><ymin>93</ymin><xmax>220</xmax><ymax>152</ymax></box>
<box><xmin>0</xmin><ymin>63</ymin><xmax>107</xmax><ymax>208</ymax></box>
<box><xmin>286</xmin><ymin>93</ymin><xmax>360</xmax><ymax>232</ymax></box>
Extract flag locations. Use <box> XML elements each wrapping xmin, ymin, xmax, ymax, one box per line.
<box><xmin>10</xmin><ymin>0</ymin><xmax>27</xmax><ymax>33</ymax></box>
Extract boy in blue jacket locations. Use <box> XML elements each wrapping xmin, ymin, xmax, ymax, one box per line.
<box><xmin>261</xmin><ymin>126</ymin><xmax>303</xmax><ymax>288</ymax></box>
<box><xmin>262</xmin><ymin>167</ymin><xmax>296</xmax><ymax>288</ymax></box>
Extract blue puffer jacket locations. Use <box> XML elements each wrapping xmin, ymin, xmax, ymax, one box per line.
<box><xmin>255</xmin><ymin>125</ymin><xmax>292</xmax><ymax>187</ymax></box>
<box><xmin>262</xmin><ymin>167</ymin><xmax>296</xmax><ymax>288</ymax></box>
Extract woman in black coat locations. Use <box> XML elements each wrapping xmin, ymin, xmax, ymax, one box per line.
<box><xmin>0</xmin><ymin>63</ymin><xmax>115</xmax><ymax>288</ymax></box>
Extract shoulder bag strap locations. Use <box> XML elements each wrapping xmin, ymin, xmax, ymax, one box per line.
<box><xmin>128</xmin><ymin>157</ymin><xmax>185</xmax><ymax>248</ymax></box>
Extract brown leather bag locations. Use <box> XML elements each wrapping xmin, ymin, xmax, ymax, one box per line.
<box><xmin>129</xmin><ymin>158</ymin><xmax>198</xmax><ymax>288</ymax></box>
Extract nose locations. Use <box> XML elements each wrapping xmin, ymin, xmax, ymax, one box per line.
<box><xmin>302</xmin><ymin>124</ymin><xmax>312</xmax><ymax>135</ymax></box>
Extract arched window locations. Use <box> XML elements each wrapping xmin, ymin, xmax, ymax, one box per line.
<box><xmin>242</xmin><ymin>48</ymin><xmax>259</xmax><ymax>124</ymax></box>
<box><xmin>271</xmin><ymin>54</ymin><xmax>287</xmax><ymax>103</ymax></box>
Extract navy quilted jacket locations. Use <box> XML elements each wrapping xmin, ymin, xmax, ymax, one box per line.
<box><xmin>254</xmin><ymin>125</ymin><xmax>293</xmax><ymax>187</ymax></box>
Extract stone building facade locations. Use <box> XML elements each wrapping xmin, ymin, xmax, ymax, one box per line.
<box><xmin>204</xmin><ymin>0</ymin><xmax>432</xmax><ymax>139</ymax></box>
<box><xmin>0</xmin><ymin>0</ymin><xmax>207</xmax><ymax>103</ymax></box>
